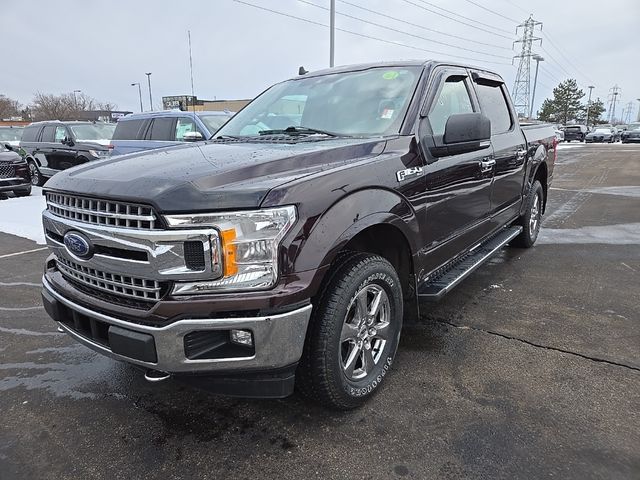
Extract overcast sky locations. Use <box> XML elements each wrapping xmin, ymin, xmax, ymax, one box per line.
<box><xmin>3</xmin><ymin>0</ymin><xmax>639</xmax><ymax>121</ymax></box>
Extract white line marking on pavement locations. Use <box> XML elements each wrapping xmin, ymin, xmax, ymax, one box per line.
<box><xmin>0</xmin><ymin>281</ymin><xmax>41</xmax><ymax>287</ymax></box>
<box><xmin>0</xmin><ymin>326</ymin><xmax>60</xmax><ymax>337</ymax></box>
<box><xmin>0</xmin><ymin>306</ymin><xmax>44</xmax><ymax>311</ymax></box>
<box><xmin>621</xmin><ymin>262</ymin><xmax>637</xmax><ymax>273</ymax></box>
<box><xmin>0</xmin><ymin>247</ymin><xmax>48</xmax><ymax>259</ymax></box>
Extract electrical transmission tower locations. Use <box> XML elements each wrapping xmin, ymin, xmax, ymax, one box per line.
<box><xmin>607</xmin><ymin>85</ymin><xmax>621</xmax><ymax>123</ymax></box>
<box><xmin>512</xmin><ymin>15</ymin><xmax>543</xmax><ymax>118</ymax></box>
<box><xmin>622</xmin><ymin>102</ymin><xmax>633</xmax><ymax>124</ymax></box>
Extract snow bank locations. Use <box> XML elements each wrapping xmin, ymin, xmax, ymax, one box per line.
<box><xmin>0</xmin><ymin>188</ymin><xmax>46</xmax><ymax>244</ymax></box>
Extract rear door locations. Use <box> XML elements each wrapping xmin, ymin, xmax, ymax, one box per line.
<box><xmin>418</xmin><ymin>67</ymin><xmax>495</xmax><ymax>267</ymax></box>
<box><xmin>471</xmin><ymin>72</ymin><xmax>527</xmax><ymax>220</ymax></box>
<box><xmin>38</xmin><ymin>124</ymin><xmax>57</xmax><ymax>174</ymax></box>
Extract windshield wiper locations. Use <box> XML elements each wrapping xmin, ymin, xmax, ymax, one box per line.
<box><xmin>258</xmin><ymin>126</ymin><xmax>342</xmax><ymax>137</ymax></box>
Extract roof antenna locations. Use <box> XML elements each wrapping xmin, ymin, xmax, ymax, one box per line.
<box><xmin>298</xmin><ymin>66</ymin><xmax>308</xmax><ymax>75</ymax></box>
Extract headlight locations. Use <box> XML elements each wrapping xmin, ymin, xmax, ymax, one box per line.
<box><xmin>165</xmin><ymin>206</ymin><xmax>296</xmax><ymax>294</ymax></box>
<box><xmin>89</xmin><ymin>149</ymin><xmax>109</xmax><ymax>158</ymax></box>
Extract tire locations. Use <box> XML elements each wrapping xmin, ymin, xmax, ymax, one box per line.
<box><xmin>13</xmin><ymin>185</ymin><xmax>32</xmax><ymax>197</ymax></box>
<box><xmin>28</xmin><ymin>160</ymin><xmax>45</xmax><ymax>187</ymax></box>
<box><xmin>297</xmin><ymin>253</ymin><xmax>403</xmax><ymax>410</ymax></box>
<box><xmin>512</xmin><ymin>180</ymin><xmax>544</xmax><ymax>248</ymax></box>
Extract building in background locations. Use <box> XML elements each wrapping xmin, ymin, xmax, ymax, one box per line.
<box><xmin>75</xmin><ymin>110</ymin><xmax>133</xmax><ymax>123</ymax></box>
<box><xmin>162</xmin><ymin>95</ymin><xmax>251</xmax><ymax>112</ymax></box>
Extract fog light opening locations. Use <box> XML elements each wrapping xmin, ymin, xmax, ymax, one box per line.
<box><xmin>230</xmin><ymin>329</ymin><xmax>253</xmax><ymax>347</ymax></box>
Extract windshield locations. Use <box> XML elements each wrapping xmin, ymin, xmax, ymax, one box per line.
<box><xmin>628</xmin><ymin>123</ymin><xmax>640</xmax><ymax>131</ymax></box>
<box><xmin>565</xmin><ymin>126</ymin><xmax>581</xmax><ymax>131</ymax></box>
<box><xmin>0</xmin><ymin>128</ymin><xmax>23</xmax><ymax>141</ymax></box>
<box><xmin>69</xmin><ymin>124</ymin><xmax>115</xmax><ymax>141</ymax></box>
<box><xmin>198</xmin><ymin>114</ymin><xmax>231</xmax><ymax>134</ymax></box>
<box><xmin>594</xmin><ymin>128</ymin><xmax>611</xmax><ymax>133</ymax></box>
<box><xmin>215</xmin><ymin>67</ymin><xmax>422</xmax><ymax>138</ymax></box>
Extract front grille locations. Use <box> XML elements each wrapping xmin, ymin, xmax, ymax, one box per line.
<box><xmin>46</xmin><ymin>192</ymin><xmax>159</xmax><ymax>230</ymax></box>
<box><xmin>56</xmin><ymin>256</ymin><xmax>166</xmax><ymax>302</ymax></box>
<box><xmin>0</xmin><ymin>163</ymin><xmax>13</xmax><ymax>179</ymax></box>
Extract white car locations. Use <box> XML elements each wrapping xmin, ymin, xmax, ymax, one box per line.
<box><xmin>554</xmin><ymin>129</ymin><xmax>565</xmax><ymax>142</ymax></box>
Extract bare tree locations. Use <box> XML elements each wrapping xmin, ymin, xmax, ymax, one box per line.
<box><xmin>0</xmin><ymin>95</ymin><xmax>22</xmax><ymax>120</ymax></box>
<box><xmin>30</xmin><ymin>92</ymin><xmax>118</xmax><ymax>121</ymax></box>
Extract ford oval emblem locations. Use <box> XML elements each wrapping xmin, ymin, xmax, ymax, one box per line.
<box><xmin>63</xmin><ymin>231</ymin><xmax>93</xmax><ymax>260</ymax></box>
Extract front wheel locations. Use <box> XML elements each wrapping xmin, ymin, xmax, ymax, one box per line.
<box><xmin>297</xmin><ymin>253</ymin><xmax>403</xmax><ymax>410</ymax></box>
<box><xmin>28</xmin><ymin>160</ymin><xmax>45</xmax><ymax>187</ymax></box>
<box><xmin>512</xmin><ymin>180</ymin><xmax>544</xmax><ymax>248</ymax></box>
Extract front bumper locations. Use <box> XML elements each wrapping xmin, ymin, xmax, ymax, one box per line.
<box><xmin>0</xmin><ymin>177</ymin><xmax>30</xmax><ymax>192</ymax></box>
<box><xmin>42</xmin><ymin>275</ymin><xmax>312</xmax><ymax>375</ymax></box>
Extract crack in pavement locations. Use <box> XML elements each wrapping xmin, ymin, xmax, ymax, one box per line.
<box><xmin>435</xmin><ymin>319</ymin><xmax>640</xmax><ymax>373</ymax></box>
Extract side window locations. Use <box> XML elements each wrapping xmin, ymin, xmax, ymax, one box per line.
<box><xmin>175</xmin><ymin>117</ymin><xmax>197</xmax><ymax>141</ymax></box>
<box><xmin>21</xmin><ymin>126</ymin><xmax>40</xmax><ymax>142</ymax></box>
<box><xmin>428</xmin><ymin>76</ymin><xmax>474</xmax><ymax>136</ymax></box>
<box><xmin>54</xmin><ymin>126</ymin><xmax>68</xmax><ymax>142</ymax></box>
<box><xmin>112</xmin><ymin>119</ymin><xmax>146</xmax><ymax>140</ymax></box>
<box><xmin>475</xmin><ymin>83</ymin><xmax>512</xmax><ymax>134</ymax></box>
<box><xmin>41</xmin><ymin>125</ymin><xmax>56</xmax><ymax>142</ymax></box>
<box><xmin>147</xmin><ymin>118</ymin><xmax>174</xmax><ymax>140</ymax></box>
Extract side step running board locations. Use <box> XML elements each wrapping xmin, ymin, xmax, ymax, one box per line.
<box><xmin>418</xmin><ymin>226</ymin><xmax>523</xmax><ymax>302</ymax></box>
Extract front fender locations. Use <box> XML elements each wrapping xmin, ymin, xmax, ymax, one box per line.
<box><xmin>289</xmin><ymin>188</ymin><xmax>418</xmax><ymax>273</ymax></box>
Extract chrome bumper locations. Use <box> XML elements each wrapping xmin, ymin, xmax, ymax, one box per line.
<box><xmin>43</xmin><ymin>276</ymin><xmax>312</xmax><ymax>373</ymax></box>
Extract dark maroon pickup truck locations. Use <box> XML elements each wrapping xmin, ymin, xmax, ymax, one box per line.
<box><xmin>40</xmin><ymin>61</ymin><xmax>556</xmax><ymax>409</ymax></box>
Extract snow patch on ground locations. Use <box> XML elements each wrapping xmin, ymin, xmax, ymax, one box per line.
<box><xmin>0</xmin><ymin>188</ymin><xmax>46</xmax><ymax>244</ymax></box>
<box><xmin>538</xmin><ymin>223</ymin><xmax>640</xmax><ymax>245</ymax></box>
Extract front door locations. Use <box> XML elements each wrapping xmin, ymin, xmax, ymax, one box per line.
<box><xmin>418</xmin><ymin>68</ymin><xmax>495</xmax><ymax>272</ymax></box>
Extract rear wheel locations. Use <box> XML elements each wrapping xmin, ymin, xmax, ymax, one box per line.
<box><xmin>297</xmin><ymin>253</ymin><xmax>403</xmax><ymax>410</ymax></box>
<box><xmin>512</xmin><ymin>180</ymin><xmax>543</xmax><ymax>248</ymax></box>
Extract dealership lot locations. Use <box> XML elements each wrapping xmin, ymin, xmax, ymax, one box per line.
<box><xmin>1</xmin><ymin>143</ymin><xmax>639</xmax><ymax>479</ymax></box>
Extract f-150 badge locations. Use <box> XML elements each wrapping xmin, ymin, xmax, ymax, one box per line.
<box><xmin>396</xmin><ymin>167</ymin><xmax>424</xmax><ymax>182</ymax></box>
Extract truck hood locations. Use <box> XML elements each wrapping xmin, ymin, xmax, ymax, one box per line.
<box><xmin>45</xmin><ymin>137</ymin><xmax>386</xmax><ymax>212</ymax></box>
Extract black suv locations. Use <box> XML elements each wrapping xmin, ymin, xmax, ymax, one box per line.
<box><xmin>0</xmin><ymin>144</ymin><xmax>31</xmax><ymax>197</ymax></box>
<box><xmin>20</xmin><ymin>121</ymin><xmax>115</xmax><ymax>186</ymax></box>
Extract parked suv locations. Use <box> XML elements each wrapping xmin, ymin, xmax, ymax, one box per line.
<box><xmin>20</xmin><ymin>121</ymin><xmax>115</xmax><ymax>186</ymax></box>
<box><xmin>0</xmin><ymin>126</ymin><xmax>24</xmax><ymax>147</ymax></box>
<box><xmin>0</xmin><ymin>143</ymin><xmax>31</xmax><ymax>196</ymax></box>
<box><xmin>621</xmin><ymin>123</ymin><xmax>640</xmax><ymax>143</ymax></box>
<box><xmin>110</xmin><ymin>110</ymin><xmax>233</xmax><ymax>156</ymax></box>
<box><xmin>563</xmin><ymin>125</ymin><xmax>587</xmax><ymax>142</ymax></box>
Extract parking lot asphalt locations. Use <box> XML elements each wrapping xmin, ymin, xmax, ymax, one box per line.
<box><xmin>1</xmin><ymin>143</ymin><xmax>639</xmax><ymax>479</ymax></box>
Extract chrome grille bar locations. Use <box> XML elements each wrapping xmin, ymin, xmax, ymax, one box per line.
<box><xmin>57</xmin><ymin>257</ymin><xmax>163</xmax><ymax>301</ymax></box>
<box><xmin>46</xmin><ymin>193</ymin><xmax>158</xmax><ymax>230</ymax></box>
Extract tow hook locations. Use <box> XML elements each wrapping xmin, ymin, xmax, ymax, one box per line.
<box><xmin>144</xmin><ymin>369</ymin><xmax>171</xmax><ymax>382</ymax></box>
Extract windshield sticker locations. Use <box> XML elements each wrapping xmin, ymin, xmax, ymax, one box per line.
<box><xmin>382</xmin><ymin>71</ymin><xmax>399</xmax><ymax>80</ymax></box>
<box><xmin>381</xmin><ymin>109</ymin><xmax>394</xmax><ymax>119</ymax></box>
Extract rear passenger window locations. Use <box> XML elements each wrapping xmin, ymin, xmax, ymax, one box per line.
<box><xmin>112</xmin><ymin>119</ymin><xmax>146</xmax><ymax>140</ymax></box>
<box><xmin>475</xmin><ymin>83</ymin><xmax>512</xmax><ymax>134</ymax></box>
<box><xmin>147</xmin><ymin>118</ymin><xmax>174</xmax><ymax>140</ymax></box>
<box><xmin>21</xmin><ymin>126</ymin><xmax>40</xmax><ymax>142</ymax></box>
<box><xmin>175</xmin><ymin>117</ymin><xmax>197</xmax><ymax>141</ymax></box>
<box><xmin>428</xmin><ymin>77</ymin><xmax>474</xmax><ymax>136</ymax></box>
<box><xmin>41</xmin><ymin>125</ymin><xmax>56</xmax><ymax>142</ymax></box>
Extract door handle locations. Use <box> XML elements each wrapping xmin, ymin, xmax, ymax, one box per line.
<box><xmin>516</xmin><ymin>148</ymin><xmax>527</xmax><ymax>160</ymax></box>
<box><xmin>480</xmin><ymin>158</ymin><xmax>496</xmax><ymax>173</ymax></box>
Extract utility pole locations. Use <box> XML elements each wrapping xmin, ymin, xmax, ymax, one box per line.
<box><xmin>585</xmin><ymin>85</ymin><xmax>595</xmax><ymax>128</ymax></box>
<box><xmin>145</xmin><ymin>72</ymin><xmax>153</xmax><ymax>111</ymax></box>
<box><xmin>637</xmin><ymin>99</ymin><xmax>640</xmax><ymax>122</ymax></box>
<box><xmin>512</xmin><ymin>15</ymin><xmax>543</xmax><ymax>118</ymax></box>
<box><xmin>623</xmin><ymin>102</ymin><xmax>633</xmax><ymax>123</ymax></box>
<box><xmin>73</xmin><ymin>89</ymin><xmax>81</xmax><ymax>111</ymax></box>
<box><xmin>131</xmin><ymin>83</ymin><xmax>143</xmax><ymax>112</ymax></box>
<box><xmin>529</xmin><ymin>54</ymin><xmax>544</xmax><ymax>119</ymax></box>
<box><xmin>188</xmin><ymin>30</ymin><xmax>195</xmax><ymax>112</ymax></box>
<box><xmin>607</xmin><ymin>85</ymin><xmax>621</xmax><ymax>123</ymax></box>
<box><xmin>329</xmin><ymin>0</ymin><xmax>335</xmax><ymax>67</ymax></box>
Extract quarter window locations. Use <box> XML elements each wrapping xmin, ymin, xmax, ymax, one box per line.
<box><xmin>428</xmin><ymin>76</ymin><xmax>474</xmax><ymax>136</ymax></box>
<box><xmin>475</xmin><ymin>83</ymin><xmax>512</xmax><ymax>134</ymax></box>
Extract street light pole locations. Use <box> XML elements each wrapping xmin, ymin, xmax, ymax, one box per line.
<box><xmin>145</xmin><ymin>72</ymin><xmax>153</xmax><ymax>111</ymax></box>
<box><xmin>329</xmin><ymin>0</ymin><xmax>335</xmax><ymax>67</ymax></box>
<box><xmin>637</xmin><ymin>99</ymin><xmax>640</xmax><ymax>122</ymax></box>
<box><xmin>529</xmin><ymin>55</ymin><xmax>543</xmax><ymax>119</ymax></box>
<box><xmin>73</xmin><ymin>89</ymin><xmax>81</xmax><ymax>109</ymax></box>
<box><xmin>131</xmin><ymin>83</ymin><xmax>143</xmax><ymax>112</ymax></box>
<box><xmin>586</xmin><ymin>85</ymin><xmax>595</xmax><ymax>128</ymax></box>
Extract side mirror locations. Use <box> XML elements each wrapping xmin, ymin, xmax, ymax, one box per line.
<box><xmin>183</xmin><ymin>131</ymin><xmax>204</xmax><ymax>142</ymax></box>
<box><xmin>429</xmin><ymin>113</ymin><xmax>491</xmax><ymax>157</ymax></box>
<box><xmin>62</xmin><ymin>136</ymin><xmax>74</xmax><ymax>146</ymax></box>
<box><xmin>4</xmin><ymin>143</ymin><xmax>14</xmax><ymax>151</ymax></box>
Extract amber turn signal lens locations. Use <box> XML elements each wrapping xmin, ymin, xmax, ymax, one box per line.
<box><xmin>220</xmin><ymin>228</ymin><xmax>238</xmax><ymax>277</ymax></box>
